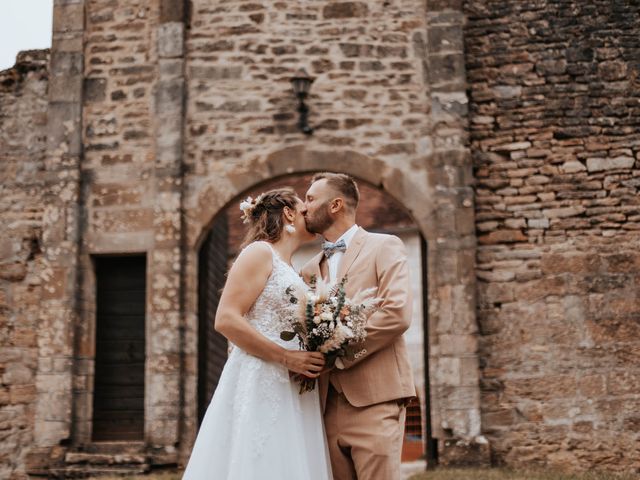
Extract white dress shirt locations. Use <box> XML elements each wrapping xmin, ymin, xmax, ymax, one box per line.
<box><xmin>327</xmin><ymin>224</ymin><xmax>359</xmax><ymax>284</ymax></box>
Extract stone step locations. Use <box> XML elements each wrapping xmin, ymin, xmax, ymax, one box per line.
<box><xmin>49</xmin><ymin>464</ymin><xmax>151</xmax><ymax>478</ymax></box>
<box><xmin>81</xmin><ymin>441</ymin><xmax>146</xmax><ymax>455</ymax></box>
<box><xmin>65</xmin><ymin>452</ymin><xmax>148</xmax><ymax>465</ymax></box>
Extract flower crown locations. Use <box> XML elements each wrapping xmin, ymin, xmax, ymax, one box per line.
<box><xmin>239</xmin><ymin>193</ymin><xmax>266</xmax><ymax>224</ymax></box>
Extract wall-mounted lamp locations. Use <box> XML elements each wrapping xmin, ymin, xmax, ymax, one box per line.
<box><xmin>290</xmin><ymin>68</ymin><xmax>315</xmax><ymax>135</ymax></box>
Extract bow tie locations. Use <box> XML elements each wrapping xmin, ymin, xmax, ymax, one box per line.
<box><xmin>322</xmin><ymin>239</ymin><xmax>347</xmax><ymax>258</ymax></box>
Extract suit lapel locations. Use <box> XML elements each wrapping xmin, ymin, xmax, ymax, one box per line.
<box><xmin>310</xmin><ymin>251</ymin><xmax>326</xmax><ymax>282</ymax></box>
<box><xmin>337</xmin><ymin>227</ymin><xmax>367</xmax><ymax>281</ymax></box>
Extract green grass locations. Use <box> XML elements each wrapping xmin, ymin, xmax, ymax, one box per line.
<box><xmin>87</xmin><ymin>468</ymin><xmax>638</xmax><ymax>480</ymax></box>
<box><xmin>89</xmin><ymin>473</ymin><xmax>181</xmax><ymax>480</ymax></box>
<box><xmin>409</xmin><ymin>468</ymin><xmax>638</xmax><ymax>480</ymax></box>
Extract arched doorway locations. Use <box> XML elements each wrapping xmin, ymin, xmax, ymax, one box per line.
<box><xmin>195</xmin><ymin>172</ymin><xmax>437</xmax><ymax>463</ymax></box>
<box><xmin>196</xmin><ymin>213</ymin><xmax>230</xmax><ymax>425</ymax></box>
<box><xmin>181</xmin><ymin>146</ymin><xmax>481</xmax><ymax>469</ymax></box>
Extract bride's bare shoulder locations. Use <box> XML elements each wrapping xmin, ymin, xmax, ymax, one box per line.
<box><xmin>233</xmin><ymin>241</ymin><xmax>273</xmax><ymax>269</ymax></box>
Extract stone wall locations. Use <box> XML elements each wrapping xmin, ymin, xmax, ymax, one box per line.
<box><xmin>181</xmin><ymin>0</ymin><xmax>480</xmax><ymax>462</ymax></box>
<box><xmin>182</xmin><ymin>0</ymin><xmax>434</xmax><ymax>195</ymax></box>
<box><xmin>81</xmin><ymin>0</ymin><xmax>160</xmax><ymax>426</ymax></box>
<box><xmin>0</xmin><ymin>50</ymin><xmax>49</xmax><ymax>480</ymax></box>
<box><xmin>9</xmin><ymin>0</ymin><xmax>640</xmax><ymax>476</ymax></box>
<box><xmin>81</xmin><ymin>0</ymin><xmax>187</xmax><ymax>456</ymax></box>
<box><xmin>466</xmin><ymin>0</ymin><xmax>640</xmax><ymax>471</ymax></box>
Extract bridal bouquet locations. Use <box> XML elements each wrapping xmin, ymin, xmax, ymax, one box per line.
<box><xmin>280</xmin><ymin>275</ymin><xmax>381</xmax><ymax>394</ymax></box>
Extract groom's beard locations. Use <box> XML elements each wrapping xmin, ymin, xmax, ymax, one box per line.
<box><xmin>304</xmin><ymin>203</ymin><xmax>334</xmax><ymax>235</ymax></box>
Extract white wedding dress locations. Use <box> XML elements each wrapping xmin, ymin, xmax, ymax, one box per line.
<box><xmin>182</xmin><ymin>242</ymin><xmax>333</xmax><ymax>480</ymax></box>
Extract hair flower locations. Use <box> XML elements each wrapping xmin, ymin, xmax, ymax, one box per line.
<box><xmin>239</xmin><ymin>193</ymin><xmax>265</xmax><ymax>224</ymax></box>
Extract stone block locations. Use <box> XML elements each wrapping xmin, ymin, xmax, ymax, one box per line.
<box><xmin>479</xmin><ymin>281</ymin><xmax>514</xmax><ymax>304</ymax></box>
<box><xmin>25</xmin><ymin>447</ymin><xmax>54</xmax><ymax>475</ymax></box>
<box><xmin>432</xmin><ymin>91</ymin><xmax>469</xmax><ymax>125</ymax></box>
<box><xmin>460</xmin><ymin>356</ymin><xmax>480</xmax><ymax>387</ymax></box>
<box><xmin>597</xmin><ymin>60</ymin><xmax>628</xmax><ymax>81</ymax></box>
<box><xmin>492</xmin><ymin>85</ymin><xmax>522</xmax><ymax>99</ymax></box>
<box><xmin>427</xmin><ymin>10</ymin><xmax>465</xmax><ymax>26</ymax></box>
<box><xmin>482</xmin><ymin>407</ymin><xmax>516</xmax><ymax>427</ymax></box>
<box><xmin>427</xmin><ymin>0</ymin><xmax>463</xmax><ymax>11</ymax></box>
<box><xmin>493</xmin><ymin>141</ymin><xmax>531</xmax><ymax>152</ymax></box>
<box><xmin>160</xmin><ymin>0</ymin><xmax>185</xmax><ymax>23</ymax></box>
<box><xmin>577</xmin><ymin>374</ymin><xmax>606</xmax><ymax>397</ymax></box>
<box><xmin>46</xmin><ymin>102</ymin><xmax>82</xmax><ymax>156</ymax></box>
<box><xmin>441</xmin><ymin>408</ymin><xmax>482</xmax><ymax>438</ymax></box>
<box><xmin>0</xmin><ymin>262</ymin><xmax>27</xmax><ymax>281</ymax></box>
<box><xmin>42</xmin><ymin>267</ymin><xmax>68</xmax><ymax>300</ymax></box>
<box><xmin>478</xmin><ymin>230</ymin><xmax>527</xmax><ymax>244</ymax></box>
<box><xmin>323</xmin><ymin>2</ymin><xmax>368</xmax><ymax>19</ymax></box>
<box><xmin>586</xmin><ymin>156</ymin><xmax>635</xmax><ymax>172</ymax></box>
<box><xmin>428</xmin><ymin>25</ymin><xmax>464</xmax><ymax>54</ymax></box>
<box><xmin>608</xmin><ymin>370</ymin><xmax>640</xmax><ymax>396</ymax></box>
<box><xmin>49</xmin><ymin>73</ymin><xmax>82</xmax><ymax>103</ymax></box>
<box><xmin>34</xmin><ymin>418</ymin><xmax>70</xmax><ymax>446</ymax></box>
<box><xmin>10</xmin><ymin>384</ymin><xmax>37</xmax><ymax>404</ymax></box>
<box><xmin>158</xmin><ymin>22</ymin><xmax>184</xmax><ymax>58</ymax></box>
<box><xmin>542</xmin><ymin>206</ymin><xmax>586</xmax><ymax>218</ymax></box>
<box><xmin>560</xmin><ymin>161</ymin><xmax>586</xmax><ymax>173</ymax></box>
<box><xmin>155</xmin><ymin>77</ymin><xmax>184</xmax><ymax>116</ymax></box>
<box><xmin>2</xmin><ymin>363</ymin><xmax>33</xmax><ymax>385</ymax></box>
<box><xmin>434</xmin><ymin>357</ymin><xmax>461</xmax><ymax>386</ymax></box>
<box><xmin>91</xmin><ymin>209</ymin><xmax>154</xmax><ymax>234</ymax></box>
<box><xmin>49</xmin><ymin>50</ymin><xmax>82</xmax><ymax>78</ymax></box>
<box><xmin>527</xmin><ymin>218</ymin><xmax>549</xmax><ymax>229</ymax></box>
<box><xmin>53</xmin><ymin>2</ymin><xmax>83</xmax><ymax>33</ymax></box>
<box><xmin>428</xmin><ymin>53</ymin><xmax>465</xmax><ymax>86</ymax></box>
<box><xmin>84</xmin><ymin>78</ymin><xmax>107</xmax><ymax>103</ymax></box>
<box><xmin>438</xmin><ymin>334</ymin><xmax>478</xmax><ymax>356</ymax></box>
<box><xmin>535</xmin><ymin>59</ymin><xmax>567</xmax><ymax>75</ymax></box>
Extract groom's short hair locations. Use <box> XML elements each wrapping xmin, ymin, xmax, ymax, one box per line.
<box><xmin>311</xmin><ymin>172</ymin><xmax>360</xmax><ymax>211</ymax></box>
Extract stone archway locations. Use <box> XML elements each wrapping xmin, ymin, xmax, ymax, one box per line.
<box><xmin>187</xmin><ymin>146</ymin><xmax>437</xmax><ymax>250</ymax></box>
<box><xmin>180</xmin><ymin>145</ymin><xmax>482</xmax><ymax>466</ymax></box>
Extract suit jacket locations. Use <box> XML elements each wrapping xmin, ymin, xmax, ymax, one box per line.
<box><xmin>300</xmin><ymin>227</ymin><xmax>415</xmax><ymax>409</ymax></box>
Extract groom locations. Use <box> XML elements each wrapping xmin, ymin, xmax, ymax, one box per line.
<box><xmin>301</xmin><ymin>172</ymin><xmax>415</xmax><ymax>480</ymax></box>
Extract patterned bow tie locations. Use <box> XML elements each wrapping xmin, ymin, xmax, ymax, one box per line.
<box><xmin>322</xmin><ymin>239</ymin><xmax>347</xmax><ymax>258</ymax></box>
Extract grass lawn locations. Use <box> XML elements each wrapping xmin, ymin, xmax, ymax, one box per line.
<box><xmin>88</xmin><ymin>468</ymin><xmax>637</xmax><ymax>480</ymax></box>
<box><xmin>408</xmin><ymin>468</ymin><xmax>638</xmax><ymax>480</ymax></box>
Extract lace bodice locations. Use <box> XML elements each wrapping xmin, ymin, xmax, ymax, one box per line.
<box><xmin>244</xmin><ymin>242</ymin><xmax>307</xmax><ymax>347</ymax></box>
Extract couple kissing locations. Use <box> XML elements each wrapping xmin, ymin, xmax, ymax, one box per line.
<box><xmin>182</xmin><ymin>172</ymin><xmax>415</xmax><ymax>480</ymax></box>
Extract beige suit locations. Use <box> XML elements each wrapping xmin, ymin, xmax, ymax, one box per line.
<box><xmin>301</xmin><ymin>227</ymin><xmax>415</xmax><ymax>480</ymax></box>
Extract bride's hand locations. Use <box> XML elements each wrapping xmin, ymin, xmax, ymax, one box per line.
<box><xmin>282</xmin><ymin>351</ymin><xmax>325</xmax><ymax>378</ymax></box>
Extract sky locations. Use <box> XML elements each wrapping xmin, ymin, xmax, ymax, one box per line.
<box><xmin>0</xmin><ymin>1</ymin><xmax>53</xmax><ymax>71</ymax></box>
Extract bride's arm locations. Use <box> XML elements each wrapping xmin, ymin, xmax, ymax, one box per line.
<box><xmin>214</xmin><ymin>242</ymin><xmax>325</xmax><ymax>377</ymax></box>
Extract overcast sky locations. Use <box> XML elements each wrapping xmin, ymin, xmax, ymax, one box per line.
<box><xmin>0</xmin><ymin>1</ymin><xmax>53</xmax><ymax>71</ymax></box>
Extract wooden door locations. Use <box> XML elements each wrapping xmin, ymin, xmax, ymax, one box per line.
<box><xmin>92</xmin><ymin>256</ymin><xmax>146</xmax><ymax>441</ymax></box>
<box><xmin>198</xmin><ymin>213</ymin><xmax>229</xmax><ymax>425</ymax></box>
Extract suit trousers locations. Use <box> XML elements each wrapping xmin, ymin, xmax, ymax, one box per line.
<box><xmin>324</xmin><ymin>385</ymin><xmax>406</xmax><ymax>480</ymax></box>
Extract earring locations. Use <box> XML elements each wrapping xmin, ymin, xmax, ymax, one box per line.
<box><xmin>285</xmin><ymin>223</ymin><xmax>296</xmax><ymax>234</ymax></box>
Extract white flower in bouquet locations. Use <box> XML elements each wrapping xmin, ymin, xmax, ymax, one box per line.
<box><xmin>280</xmin><ymin>275</ymin><xmax>381</xmax><ymax>394</ymax></box>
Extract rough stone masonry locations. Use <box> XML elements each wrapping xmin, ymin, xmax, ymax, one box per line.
<box><xmin>466</xmin><ymin>0</ymin><xmax>640</xmax><ymax>471</ymax></box>
<box><xmin>0</xmin><ymin>0</ymin><xmax>638</xmax><ymax>478</ymax></box>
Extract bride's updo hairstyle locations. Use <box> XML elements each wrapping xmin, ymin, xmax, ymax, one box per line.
<box><xmin>240</xmin><ymin>187</ymin><xmax>299</xmax><ymax>249</ymax></box>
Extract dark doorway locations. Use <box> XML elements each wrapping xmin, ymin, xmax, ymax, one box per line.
<box><xmin>197</xmin><ymin>212</ymin><xmax>230</xmax><ymax>424</ymax></box>
<box><xmin>92</xmin><ymin>255</ymin><xmax>146</xmax><ymax>441</ymax></box>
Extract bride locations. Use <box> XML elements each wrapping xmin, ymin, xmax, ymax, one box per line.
<box><xmin>182</xmin><ymin>188</ymin><xmax>333</xmax><ymax>480</ymax></box>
